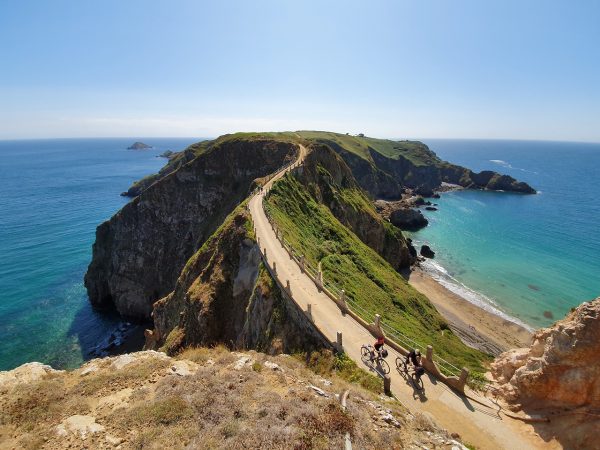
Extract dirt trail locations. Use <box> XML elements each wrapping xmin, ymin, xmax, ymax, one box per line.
<box><xmin>248</xmin><ymin>145</ymin><xmax>554</xmax><ymax>450</ymax></box>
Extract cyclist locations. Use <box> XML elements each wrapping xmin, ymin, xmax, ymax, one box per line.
<box><xmin>405</xmin><ymin>349</ymin><xmax>425</xmax><ymax>381</ymax></box>
<box><xmin>371</xmin><ymin>336</ymin><xmax>385</xmax><ymax>361</ymax></box>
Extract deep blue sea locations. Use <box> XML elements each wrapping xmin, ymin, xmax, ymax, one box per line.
<box><xmin>0</xmin><ymin>138</ymin><xmax>200</xmax><ymax>370</ymax></box>
<box><xmin>411</xmin><ymin>139</ymin><xmax>600</xmax><ymax>330</ymax></box>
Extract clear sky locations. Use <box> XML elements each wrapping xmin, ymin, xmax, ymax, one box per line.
<box><xmin>1</xmin><ymin>0</ymin><xmax>599</xmax><ymax>141</ymax></box>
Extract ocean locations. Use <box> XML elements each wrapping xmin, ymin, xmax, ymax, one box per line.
<box><xmin>0</xmin><ymin>138</ymin><xmax>200</xmax><ymax>370</ymax></box>
<box><xmin>1</xmin><ymin>138</ymin><xmax>598</xmax><ymax>371</ymax></box>
<box><xmin>411</xmin><ymin>139</ymin><xmax>600</xmax><ymax>330</ymax></box>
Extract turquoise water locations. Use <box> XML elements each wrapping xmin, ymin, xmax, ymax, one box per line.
<box><xmin>0</xmin><ymin>138</ymin><xmax>200</xmax><ymax>370</ymax></box>
<box><xmin>411</xmin><ymin>139</ymin><xmax>600</xmax><ymax>329</ymax></box>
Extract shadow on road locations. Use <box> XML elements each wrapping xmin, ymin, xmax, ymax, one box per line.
<box><xmin>395</xmin><ymin>364</ymin><xmax>428</xmax><ymax>402</ymax></box>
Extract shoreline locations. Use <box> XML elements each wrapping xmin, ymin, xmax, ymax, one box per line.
<box><xmin>406</xmin><ymin>268</ymin><xmax>532</xmax><ymax>355</ymax></box>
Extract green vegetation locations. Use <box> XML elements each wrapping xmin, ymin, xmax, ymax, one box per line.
<box><xmin>295</xmin><ymin>130</ymin><xmax>441</xmax><ymax>166</ymax></box>
<box><xmin>123</xmin><ymin>396</ymin><xmax>195</xmax><ymax>426</ymax></box>
<box><xmin>302</xmin><ymin>350</ymin><xmax>383</xmax><ymax>393</ymax></box>
<box><xmin>265</xmin><ymin>173</ymin><xmax>491</xmax><ymax>374</ymax></box>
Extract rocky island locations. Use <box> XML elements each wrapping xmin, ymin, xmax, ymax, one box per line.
<box><xmin>157</xmin><ymin>150</ymin><xmax>174</xmax><ymax>158</ymax></box>
<box><xmin>127</xmin><ymin>141</ymin><xmax>152</xmax><ymax>150</ymax></box>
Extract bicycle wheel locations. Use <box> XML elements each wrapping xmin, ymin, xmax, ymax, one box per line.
<box><xmin>379</xmin><ymin>358</ymin><xmax>390</xmax><ymax>375</ymax></box>
<box><xmin>360</xmin><ymin>346</ymin><xmax>370</xmax><ymax>362</ymax></box>
<box><xmin>395</xmin><ymin>356</ymin><xmax>404</xmax><ymax>372</ymax></box>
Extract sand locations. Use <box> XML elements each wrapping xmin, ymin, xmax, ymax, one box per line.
<box><xmin>407</xmin><ymin>268</ymin><xmax>532</xmax><ymax>355</ymax></box>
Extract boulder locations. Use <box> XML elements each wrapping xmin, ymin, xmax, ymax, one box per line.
<box><xmin>413</xmin><ymin>196</ymin><xmax>426</xmax><ymax>206</ymax></box>
<box><xmin>425</xmin><ymin>206</ymin><xmax>437</xmax><ymax>211</ymax></box>
<box><xmin>420</xmin><ymin>245</ymin><xmax>435</xmax><ymax>258</ymax></box>
<box><xmin>390</xmin><ymin>208</ymin><xmax>428</xmax><ymax>231</ymax></box>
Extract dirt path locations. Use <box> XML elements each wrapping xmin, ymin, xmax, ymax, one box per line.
<box><xmin>248</xmin><ymin>145</ymin><xmax>554</xmax><ymax>450</ymax></box>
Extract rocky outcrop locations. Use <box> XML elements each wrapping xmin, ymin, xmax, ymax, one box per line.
<box><xmin>146</xmin><ymin>209</ymin><xmax>327</xmax><ymax>354</ymax></box>
<box><xmin>491</xmin><ymin>298</ymin><xmax>600</xmax><ymax>410</ymax></box>
<box><xmin>127</xmin><ymin>142</ymin><xmax>152</xmax><ymax>150</ymax></box>
<box><xmin>390</xmin><ymin>208</ymin><xmax>428</xmax><ymax>231</ymax></box>
<box><xmin>86</xmin><ymin>139</ymin><xmax>297</xmax><ymax>318</ymax></box>
<box><xmin>420</xmin><ymin>245</ymin><xmax>435</xmax><ymax>258</ymax></box>
<box><xmin>490</xmin><ymin>298</ymin><xmax>600</xmax><ymax>449</ymax></box>
<box><xmin>297</xmin><ymin>145</ymin><xmax>413</xmax><ymax>269</ymax></box>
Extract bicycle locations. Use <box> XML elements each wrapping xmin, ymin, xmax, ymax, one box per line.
<box><xmin>360</xmin><ymin>344</ymin><xmax>390</xmax><ymax>375</ymax></box>
<box><xmin>396</xmin><ymin>356</ymin><xmax>425</xmax><ymax>390</ymax></box>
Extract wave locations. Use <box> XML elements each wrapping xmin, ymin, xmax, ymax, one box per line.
<box><xmin>490</xmin><ymin>159</ymin><xmax>510</xmax><ymax>167</ymax></box>
<box><xmin>490</xmin><ymin>159</ymin><xmax>538</xmax><ymax>175</ymax></box>
<box><xmin>419</xmin><ymin>258</ymin><xmax>534</xmax><ymax>331</ymax></box>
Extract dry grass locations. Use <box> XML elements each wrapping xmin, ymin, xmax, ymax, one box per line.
<box><xmin>0</xmin><ymin>348</ymin><xmax>463</xmax><ymax>450</ymax></box>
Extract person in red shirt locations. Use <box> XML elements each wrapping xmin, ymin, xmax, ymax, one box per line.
<box><xmin>371</xmin><ymin>336</ymin><xmax>385</xmax><ymax>361</ymax></box>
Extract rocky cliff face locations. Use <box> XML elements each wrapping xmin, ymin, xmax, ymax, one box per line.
<box><xmin>492</xmin><ymin>297</ymin><xmax>600</xmax><ymax>410</ymax></box>
<box><xmin>298</xmin><ymin>145</ymin><xmax>413</xmax><ymax>269</ymax></box>
<box><xmin>85</xmin><ymin>139</ymin><xmax>297</xmax><ymax>319</ymax></box>
<box><xmin>332</xmin><ymin>143</ymin><xmax>536</xmax><ymax>198</ymax></box>
<box><xmin>491</xmin><ymin>298</ymin><xmax>600</xmax><ymax>449</ymax></box>
<box><xmin>146</xmin><ymin>209</ymin><xmax>328</xmax><ymax>354</ymax></box>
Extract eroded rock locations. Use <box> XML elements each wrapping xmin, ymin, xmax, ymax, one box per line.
<box><xmin>491</xmin><ymin>298</ymin><xmax>600</xmax><ymax>410</ymax></box>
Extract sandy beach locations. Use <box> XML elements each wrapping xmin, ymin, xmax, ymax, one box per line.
<box><xmin>407</xmin><ymin>268</ymin><xmax>532</xmax><ymax>355</ymax></box>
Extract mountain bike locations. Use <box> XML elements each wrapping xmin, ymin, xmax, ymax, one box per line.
<box><xmin>360</xmin><ymin>344</ymin><xmax>390</xmax><ymax>375</ymax></box>
<box><xmin>396</xmin><ymin>356</ymin><xmax>425</xmax><ymax>390</ymax></box>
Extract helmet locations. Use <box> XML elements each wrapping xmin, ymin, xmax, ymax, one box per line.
<box><xmin>381</xmin><ymin>349</ymin><xmax>389</xmax><ymax>358</ymax></box>
<box><xmin>415</xmin><ymin>349</ymin><xmax>421</xmax><ymax>356</ymax></box>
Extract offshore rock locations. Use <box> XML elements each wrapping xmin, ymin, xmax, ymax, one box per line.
<box><xmin>127</xmin><ymin>141</ymin><xmax>152</xmax><ymax>150</ymax></box>
<box><xmin>420</xmin><ymin>245</ymin><xmax>435</xmax><ymax>258</ymax></box>
<box><xmin>390</xmin><ymin>208</ymin><xmax>428</xmax><ymax>231</ymax></box>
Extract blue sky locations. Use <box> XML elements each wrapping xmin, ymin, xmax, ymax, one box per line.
<box><xmin>1</xmin><ymin>0</ymin><xmax>598</xmax><ymax>141</ymax></box>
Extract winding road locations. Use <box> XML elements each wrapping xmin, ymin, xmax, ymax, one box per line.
<box><xmin>248</xmin><ymin>144</ymin><xmax>552</xmax><ymax>450</ymax></box>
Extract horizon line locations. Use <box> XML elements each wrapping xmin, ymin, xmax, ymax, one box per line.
<box><xmin>0</xmin><ymin>133</ymin><xmax>599</xmax><ymax>146</ymax></box>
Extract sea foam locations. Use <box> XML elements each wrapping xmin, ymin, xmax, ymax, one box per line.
<box><xmin>420</xmin><ymin>258</ymin><xmax>534</xmax><ymax>332</ymax></box>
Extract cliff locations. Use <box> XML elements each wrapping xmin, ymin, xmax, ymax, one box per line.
<box><xmin>294</xmin><ymin>131</ymin><xmax>536</xmax><ymax>197</ymax></box>
<box><xmin>121</xmin><ymin>140</ymin><xmax>210</xmax><ymax>197</ymax></box>
<box><xmin>146</xmin><ymin>207</ymin><xmax>328</xmax><ymax>354</ymax></box>
<box><xmin>491</xmin><ymin>297</ymin><xmax>600</xmax><ymax>449</ymax></box>
<box><xmin>296</xmin><ymin>144</ymin><xmax>414</xmax><ymax>269</ymax></box>
<box><xmin>85</xmin><ymin>137</ymin><xmax>298</xmax><ymax>318</ymax></box>
<box><xmin>264</xmin><ymin>151</ymin><xmax>490</xmax><ymax>373</ymax></box>
<box><xmin>0</xmin><ymin>349</ymin><xmax>470</xmax><ymax>450</ymax></box>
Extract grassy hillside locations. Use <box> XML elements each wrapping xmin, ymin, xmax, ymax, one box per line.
<box><xmin>295</xmin><ymin>130</ymin><xmax>441</xmax><ymax>166</ymax></box>
<box><xmin>265</xmin><ymin>172</ymin><xmax>491</xmax><ymax>374</ymax></box>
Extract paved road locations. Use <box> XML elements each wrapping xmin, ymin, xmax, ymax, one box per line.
<box><xmin>248</xmin><ymin>145</ymin><xmax>550</xmax><ymax>450</ymax></box>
